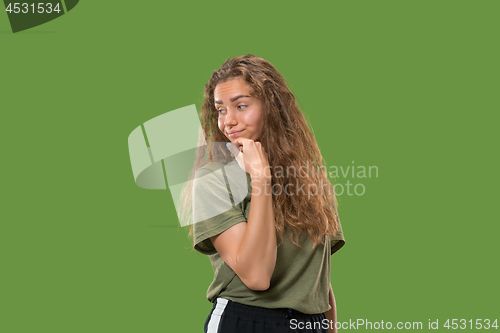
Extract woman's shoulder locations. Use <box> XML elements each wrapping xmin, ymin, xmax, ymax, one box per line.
<box><xmin>195</xmin><ymin>159</ymin><xmax>243</xmax><ymax>177</ymax></box>
<box><xmin>195</xmin><ymin>161</ymin><xmax>227</xmax><ymax>176</ymax></box>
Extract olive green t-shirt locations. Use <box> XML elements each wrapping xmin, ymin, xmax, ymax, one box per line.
<box><xmin>192</xmin><ymin>159</ymin><xmax>345</xmax><ymax>315</ymax></box>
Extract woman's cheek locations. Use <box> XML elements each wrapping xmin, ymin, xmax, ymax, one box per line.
<box><xmin>241</xmin><ymin>112</ymin><xmax>258</xmax><ymax>127</ymax></box>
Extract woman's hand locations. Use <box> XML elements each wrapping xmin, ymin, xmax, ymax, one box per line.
<box><xmin>213</xmin><ymin>140</ymin><xmax>276</xmax><ymax>291</ymax></box>
<box><xmin>227</xmin><ymin>139</ymin><xmax>271</xmax><ymax>180</ymax></box>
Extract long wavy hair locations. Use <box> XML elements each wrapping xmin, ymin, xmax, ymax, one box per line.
<box><xmin>180</xmin><ymin>54</ymin><xmax>340</xmax><ymax>249</ymax></box>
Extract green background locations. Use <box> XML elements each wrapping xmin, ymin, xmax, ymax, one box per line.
<box><xmin>1</xmin><ymin>1</ymin><xmax>498</xmax><ymax>332</ymax></box>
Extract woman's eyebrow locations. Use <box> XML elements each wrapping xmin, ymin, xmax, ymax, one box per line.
<box><xmin>215</xmin><ymin>94</ymin><xmax>251</xmax><ymax>105</ymax></box>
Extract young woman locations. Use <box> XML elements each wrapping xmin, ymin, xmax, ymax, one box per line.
<box><xmin>184</xmin><ymin>54</ymin><xmax>345</xmax><ymax>333</ymax></box>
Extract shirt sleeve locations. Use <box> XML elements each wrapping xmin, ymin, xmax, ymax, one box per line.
<box><xmin>331</xmin><ymin>195</ymin><xmax>345</xmax><ymax>255</ymax></box>
<box><xmin>192</xmin><ymin>166</ymin><xmax>247</xmax><ymax>255</ymax></box>
<box><xmin>331</xmin><ymin>221</ymin><xmax>345</xmax><ymax>255</ymax></box>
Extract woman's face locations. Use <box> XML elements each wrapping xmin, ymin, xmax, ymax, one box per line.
<box><xmin>215</xmin><ymin>77</ymin><xmax>264</xmax><ymax>143</ymax></box>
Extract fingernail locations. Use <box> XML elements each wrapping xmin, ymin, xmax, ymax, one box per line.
<box><xmin>226</xmin><ymin>142</ymin><xmax>231</xmax><ymax>148</ymax></box>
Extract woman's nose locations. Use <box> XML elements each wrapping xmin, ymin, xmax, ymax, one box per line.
<box><xmin>224</xmin><ymin>109</ymin><xmax>237</xmax><ymax>126</ymax></box>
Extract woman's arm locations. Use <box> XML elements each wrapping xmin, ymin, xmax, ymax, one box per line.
<box><xmin>324</xmin><ymin>283</ymin><xmax>338</xmax><ymax>333</ymax></box>
<box><xmin>210</xmin><ymin>139</ymin><xmax>277</xmax><ymax>291</ymax></box>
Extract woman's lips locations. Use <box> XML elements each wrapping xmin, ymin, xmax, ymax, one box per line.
<box><xmin>228</xmin><ymin>130</ymin><xmax>243</xmax><ymax>137</ymax></box>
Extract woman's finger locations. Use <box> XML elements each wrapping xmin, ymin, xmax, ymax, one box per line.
<box><xmin>226</xmin><ymin>142</ymin><xmax>242</xmax><ymax>157</ymax></box>
<box><xmin>232</xmin><ymin>138</ymin><xmax>252</xmax><ymax>152</ymax></box>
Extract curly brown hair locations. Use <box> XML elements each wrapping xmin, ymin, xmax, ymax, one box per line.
<box><xmin>180</xmin><ymin>54</ymin><xmax>340</xmax><ymax>249</ymax></box>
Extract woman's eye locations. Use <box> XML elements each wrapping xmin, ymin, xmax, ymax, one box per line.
<box><xmin>217</xmin><ymin>109</ymin><xmax>226</xmax><ymax>115</ymax></box>
<box><xmin>238</xmin><ymin>105</ymin><xmax>247</xmax><ymax>110</ymax></box>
